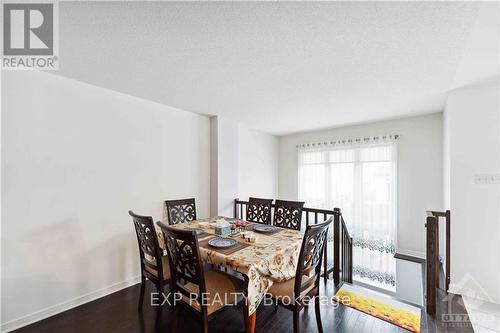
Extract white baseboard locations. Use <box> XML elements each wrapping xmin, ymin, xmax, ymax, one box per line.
<box><xmin>1</xmin><ymin>275</ymin><xmax>141</xmax><ymax>333</ymax></box>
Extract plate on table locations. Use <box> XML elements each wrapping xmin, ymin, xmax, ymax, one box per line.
<box><xmin>208</xmin><ymin>237</ymin><xmax>237</xmax><ymax>248</ymax></box>
<box><xmin>253</xmin><ymin>225</ymin><xmax>277</xmax><ymax>233</ymax></box>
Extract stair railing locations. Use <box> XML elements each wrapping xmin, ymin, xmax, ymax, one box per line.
<box><xmin>333</xmin><ymin>208</ymin><xmax>353</xmax><ymax>285</ymax></box>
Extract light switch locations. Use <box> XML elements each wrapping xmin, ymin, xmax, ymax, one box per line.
<box><xmin>475</xmin><ymin>174</ymin><xmax>500</xmax><ymax>184</ymax></box>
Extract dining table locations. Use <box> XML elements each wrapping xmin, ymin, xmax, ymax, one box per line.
<box><xmin>156</xmin><ymin>216</ymin><xmax>305</xmax><ymax>333</ymax></box>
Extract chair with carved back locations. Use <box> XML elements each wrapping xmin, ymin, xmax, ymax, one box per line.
<box><xmin>156</xmin><ymin>222</ymin><xmax>244</xmax><ymax>333</ymax></box>
<box><xmin>246</xmin><ymin>197</ymin><xmax>273</xmax><ymax>225</ymax></box>
<box><xmin>267</xmin><ymin>218</ymin><xmax>332</xmax><ymax>333</ymax></box>
<box><xmin>164</xmin><ymin>198</ymin><xmax>197</xmax><ymax>225</ymax></box>
<box><xmin>273</xmin><ymin>199</ymin><xmax>305</xmax><ymax>231</ymax></box>
<box><xmin>129</xmin><ymin>211</ymin><xmax>170</xmax><ymax>311</ymax></box>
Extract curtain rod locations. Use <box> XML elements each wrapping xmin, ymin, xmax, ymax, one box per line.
<box><xmin>296</xmin><ymin>134</ymin><xmax>399</xmax><ymax>148</ymax></box>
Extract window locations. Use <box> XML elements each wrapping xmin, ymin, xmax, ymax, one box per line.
<box><xmin>298</xmin><ymin>138</ymin><xmax>397</xmax><ymax>290</ymax></box>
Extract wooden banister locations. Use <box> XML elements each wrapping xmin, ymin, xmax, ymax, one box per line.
<box><xmin>427</xmin><ymin>210</ymin><xmax>451</xmax><ymax>292</ymax></box>
<box><xmin>445</xmin><ymin>210</ymin><xmax>450</xmax><ymax>292</ymax></box>
<box><xmin>426</xmin><ymin>210</ymin><xmax>447</xmax><ymax>217</ymax></box>
<box><xmin>333</xmin><ymin>209</ymin><xmax>340</xmax><ymax>285</ymax></box>
<box><xmin>426</xmin><ymin>214</ymin><xmax>439</xmax><ymax>315</ymax></box>
<box><xmin>333</xmin><ymin>208</ymin><xmax>353</xmax><ymax>285</ymax></box>
<box><xmin>425</xmin><ymin>209</ymin><xmax>451</xmax><ymax>315</ymax></box>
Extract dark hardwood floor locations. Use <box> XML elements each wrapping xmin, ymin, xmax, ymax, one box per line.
<box><xmin>13</xmin><ymin>280</ymin><xmax>473</xmax><ymax>333</ymax></box>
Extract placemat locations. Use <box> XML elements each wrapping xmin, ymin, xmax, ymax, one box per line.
<box><xmin>199</xmin><ymin>236</ymin><xmax>251</xmax><ymax>255</ymax></box>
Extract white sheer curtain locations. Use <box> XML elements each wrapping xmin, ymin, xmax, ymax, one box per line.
<box><xmin>298</xmin><ymin>137</ymin><xmax>397</xmax><ymax>290</ymax></box>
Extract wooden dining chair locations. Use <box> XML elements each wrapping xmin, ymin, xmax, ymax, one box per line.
<box><xmin>273</xmin><ymin>199</ymin><xmax>305</xmax><ymax>231</ymax></box>
<box><xmin>164</xmin><ymin>198</ymin><xmax>197</xmax><ymax>225</ymax></box>
<box><xmin>267</xmin><ymin>218</ymin><xmax>332</xmax><ymax>333</ymax></box>
<box><xmin>129</xmin><ymin>211</ymin><xmax>170</xmax><ymax>311</ymax></box>
<box><xmin>246</xmin><ymin>197</ymin><xmax>273</xmax><ymax>224</ymax></box>
<box><xmin>156</xmin><ymin>221</ymin><xmax>244</xmax><ymax>333</ymax></box>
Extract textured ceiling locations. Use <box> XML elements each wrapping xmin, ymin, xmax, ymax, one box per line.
<box><xmin>55</xmin><ymin>1</ymin><xmax>493</xmax><ymax>135</ymax></box>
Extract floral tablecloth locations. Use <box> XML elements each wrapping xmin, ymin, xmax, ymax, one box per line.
<box><xmin>156</xmin><ymin>217</ymin><xmax>304</xmax><ymax>315</ymax></box>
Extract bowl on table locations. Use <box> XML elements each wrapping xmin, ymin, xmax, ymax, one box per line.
<box><xmin>241</xmin><ymin>232</ymin><xmax>257</xmax><ymax>243</ymax></box>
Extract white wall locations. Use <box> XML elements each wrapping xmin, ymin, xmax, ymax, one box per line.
<box><xmin>444</xmin><ymin>80</ymin><xmax>500</xmax><ymax>304</ymax></box>
<box><xmin>238</xmin><ymin>124</ymin><xmax>279</xmax><ymax>201</ymax></box>
<box><xmin>1</xmin><ymin>71</ymin><xmax>211</xmax><ymax>330</ymax></box>
<box><xmin>210</xmin><ymin>116</ymin><xmax>239</xmax><ymax>217</ymax></box>
<box><xmin>209</xmin><ymin>117</ymin><xmax>279</xmax><ymax>217</ymax></box>
<box><xmin>210</xmin><ymin>117</ymin><xmax>219</xmax><ymax>216</ymax></box>
<box><xmin>395</xmin><ymin>259</ymin><xmax>423</xmax><ymax>306</ymax></box>
<box><xmin>278</xmin><ymin>113</ymin><xmax>443</xmax><ymax>256</ymax></box>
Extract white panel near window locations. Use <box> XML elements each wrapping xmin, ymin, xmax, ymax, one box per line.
<box><xmin>298</xmin><ymin>137</ymin><xmax>397</xmax><ymax>290</ymax></box>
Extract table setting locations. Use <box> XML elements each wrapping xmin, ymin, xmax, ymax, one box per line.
<box><xmin>156</xmin><ymin>216</ymin><xmax>304</xmax><ymax>316</ymax></box>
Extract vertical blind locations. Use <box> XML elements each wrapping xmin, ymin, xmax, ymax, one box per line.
<box><xmin>298</xmin><ymin>137</ymin><xmax>398</xmax><ymax>289</ymax></box>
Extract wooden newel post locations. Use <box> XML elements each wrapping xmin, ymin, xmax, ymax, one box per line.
<box><xmin>426</xmin><ymin>215</ymin><xmax>439</xmax><ymax>315</ymax></box>
<box><xmin>234</xmin><ymin>198</ymin><xmax>239</xmax><ymax>219</ymax></box>
<box><xmin>445</xmin><ymin>209</ymin><xmax>451</xmax><ymax>292</ymax></box>
<box><xmin>333</xmin><ymin>208</ymin><xmax>341</xmax><ymax>286</ymax></box>
<box><xmin>349</xmin><ymin>236</ymin><xmax>353</xmax><ymax>283</ymax></box>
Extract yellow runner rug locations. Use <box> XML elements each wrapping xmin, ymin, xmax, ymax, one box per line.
<box><xmin>333</xmin><ymin>284</ymin><xmax>421</xmax><ymax>333</ymax></box>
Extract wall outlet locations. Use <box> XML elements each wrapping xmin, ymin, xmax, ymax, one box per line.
<box><xmin>475</xmin><ymin>174</ymin><xmax>500</xmax><ymax>184</ymax></box>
